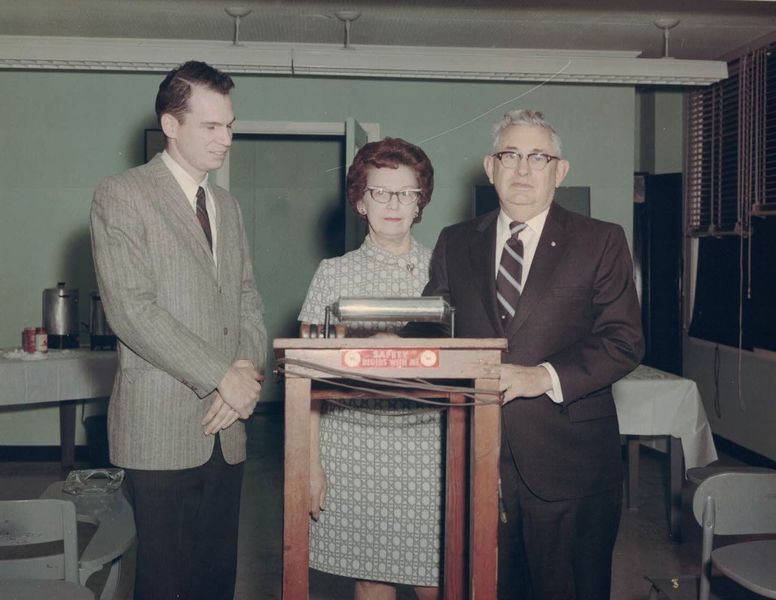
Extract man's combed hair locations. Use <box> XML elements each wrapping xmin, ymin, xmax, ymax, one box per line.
<box><xmin>492</xmin><ymin>109</ymin><xmax>563</xmax><ymax>156</ymax></box>
<box><xmin>155</xmin><ymin>61</ymin><xmax>235</xmax><ymax>125</ymax></box>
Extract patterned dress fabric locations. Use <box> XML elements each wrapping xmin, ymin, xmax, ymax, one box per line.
<box><xmin>298</xmin><ymin>235</ymin><xmax>443</xmax><ymax>586</ymax></box>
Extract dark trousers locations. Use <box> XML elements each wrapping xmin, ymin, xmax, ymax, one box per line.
<box><xmin>124</xmin><ymin>435</ymin><xmax>244</xmax><ymax>600</ymax></box>
<box><xmin>497</xmin><ymin>452</ymin><xmax>622</xmax><ymax>600</ymax></box>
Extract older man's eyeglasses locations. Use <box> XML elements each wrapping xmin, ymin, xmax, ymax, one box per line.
<box><xmin>365</xmin><ymin>186</ymin><xmax>421</xmax><ymax>205</ymax></box>
<box><xmin>492</xmin><ymin>151</ymin><xmax>559</xmax><ymax>171</ymax></box>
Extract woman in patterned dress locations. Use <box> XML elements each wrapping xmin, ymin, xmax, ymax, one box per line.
<box><xmin>298</xmin><ymin>137</ymin><xmax>441</xmax><ymax>600</ymax></box>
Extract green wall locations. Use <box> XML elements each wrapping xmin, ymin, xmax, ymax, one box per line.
<box><xmin>0</xmin><ymin>70</ymin><xmax>635</xmax><ymax>444</ymax></box>
<box><xmin>684</xmin><ymin>338</ymin><xmax>776</xmax><ymax>460</ymax></box>
<box><xmin>636</xmin><ymin>88</ymin><xmax>684</xmax><ymax>174</ymax></box>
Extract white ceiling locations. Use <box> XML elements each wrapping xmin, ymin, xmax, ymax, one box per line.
<box><xmin>2</xmin><ymin>0</ymin><xmax>775</xmax><ymax>61</ymax></box>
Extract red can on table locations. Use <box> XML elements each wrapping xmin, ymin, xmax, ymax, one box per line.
<box><xmin>22</xmin><ymin>327</ymin><xmax>36</xmax><ymax>353</ymax></box>
<box><xmin>35</xmin><ymin>327</ymin><xmax>48</xmax><ymax>353</ymax></box>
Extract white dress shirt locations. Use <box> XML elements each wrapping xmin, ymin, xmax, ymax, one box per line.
<box><xmin>496</xmin><ymin>207</ymin><xmax>564</xmax><ymax>403</ymax></box>
<box><xmin>161</xmin><ymin>151</ymin><xmax>218</xmax><ymax>265</ymax></box>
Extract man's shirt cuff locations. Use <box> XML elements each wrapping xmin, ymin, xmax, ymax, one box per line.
<box><xmin>539</xmin><ymin>362</ymin><xmax>564</xmax><ymax>404</ymax></box>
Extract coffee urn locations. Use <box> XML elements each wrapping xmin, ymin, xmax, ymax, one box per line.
<box><xmin>42</xmin><ymin>282</ymin><xmax>80</xmax><ymax>349</ymax></box>
<box><xmin>90</xmin><ymin>292</ymin><xmax>117</xmax><ymax>350</ymax></box>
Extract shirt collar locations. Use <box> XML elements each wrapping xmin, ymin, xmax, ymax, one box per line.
<box><xmin>498</xmin><ymin>204</ymin><xmax>551</xmax><ymax>238</ymax></box>
<box><xmin>161</xmin><ymin>150</ymin><xmax>209</xmax><ymax>206</ymax></box>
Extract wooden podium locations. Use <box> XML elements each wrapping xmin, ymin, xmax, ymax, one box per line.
<box><xmin>274</xmin><ymin>337</ymin><xmax>506</xmax><ymax>599</ymax></box>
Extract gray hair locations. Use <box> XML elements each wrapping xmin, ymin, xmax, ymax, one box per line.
<box><xmin>491</xmin><ymin>109</ymin><xmax>563</xmax><ymax>157</ymax></box>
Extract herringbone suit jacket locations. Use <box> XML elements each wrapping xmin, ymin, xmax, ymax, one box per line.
<box><xmin>91</xmin><ymin>154</ymin><xmax>267</xmax><ymax>470</ymax></box>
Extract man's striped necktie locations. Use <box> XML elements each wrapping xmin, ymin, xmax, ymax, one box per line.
<box><xmin>496</xmin><ymin>221</ymin><xmax>527</xmax><ymax>323</ymax></box>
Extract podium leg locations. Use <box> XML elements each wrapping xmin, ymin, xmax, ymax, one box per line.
<box><xmin>283</xmin><ymin>377</ymin><xmax>311</xmax><ymax>600</ymax></box>
<box><xmin>470</xmin><ymin>378</ymin><xmax>500</xmax><ymax>599</ymax></box>
<box><xmin>444</xmin><ymin>393</ymin><xmax>466</xmax><ymax>600</ymax></box>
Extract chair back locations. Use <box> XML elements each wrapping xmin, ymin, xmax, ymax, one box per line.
<box><xmin>0</xmin><ymin>498</ymin><xmax>80</xmax><ymax>583</ymax></box>
<box><xmin>692</xmin><ymin>471</ymin><xmax>776</xmax><ymax>535</ymax></box>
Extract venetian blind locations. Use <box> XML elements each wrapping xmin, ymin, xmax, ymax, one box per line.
<box><xmin>686</xmin><ymin>43</ymin><xmax>775</xmax><ymax>236</ymax></box>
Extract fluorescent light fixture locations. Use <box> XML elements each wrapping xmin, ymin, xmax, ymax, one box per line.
<box><xmin>0</xmin><ymin>36</ymin><xmax>728</xmax><ymax>85</ymax></box>
<box><xmin>292</xmin><ymin>45</ymin><xmax>728</xmax><ymax>85</ymax></box>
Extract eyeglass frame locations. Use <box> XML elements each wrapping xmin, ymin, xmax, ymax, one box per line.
<box><xmin>364</xmin><ymin>186</ymin><xmax>422</xmax><ymax>205</ymax></box>
<box><xmin>491</xmin><ymin>151</ymin><xmax>561</xmax><ymax>171</ymax></box>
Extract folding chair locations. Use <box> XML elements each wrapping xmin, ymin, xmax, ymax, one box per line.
<box><xmin>0</xmin><ymin>498</ymin><xmax>94</xmax><ymax>599</ymax></box>
<box><xmin>646</xmin><ymin>471</ymin><xmax>776</xmax><ymax>599</ymax></box>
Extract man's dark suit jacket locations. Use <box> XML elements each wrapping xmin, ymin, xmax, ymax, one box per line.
<box><xmin>421</xmin><ymin>202</ymin><xmax>644</xmax><ymax>501</ymax></box>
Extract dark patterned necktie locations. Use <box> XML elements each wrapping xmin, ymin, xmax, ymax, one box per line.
<box><xmin>496</xmin><ymin>221</ymin><xmax>527</xmax><ymax>322</ymax></box>
<box><xmin>196</xmin><ymin>186</ymin><xmax>213</xmax><ymax>252</ymax></box>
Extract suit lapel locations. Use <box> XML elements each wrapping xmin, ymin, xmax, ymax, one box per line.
<box><xmin>148</xmin><ymin>156</ymin><xmax>217</xmax><ymax>280</ymax></box>
<box><xmin>469</xmin><ymin>211</ymin><xmax>503</xmax><ymax>335</ymax></box>
<box><xmin>506</xmin><ymin>203</ymin><xmax>570</xmax><ymax>338</ymax></box>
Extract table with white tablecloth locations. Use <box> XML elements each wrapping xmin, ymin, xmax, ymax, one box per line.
<box><xmin>613</xmin><ymin>364</ymin><xmax>718</xmax><ymax>540</ymax></box>
<box><xmin>0</xmin><ymin>349</ymin><xmax>117</xmax><ymax>466</ymax></box>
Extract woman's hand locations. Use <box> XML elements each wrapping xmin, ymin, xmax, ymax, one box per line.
<box><xmin>310</xmin><ymin>459</ymin><xmax>328</xmax><ymax>521</ymax></box>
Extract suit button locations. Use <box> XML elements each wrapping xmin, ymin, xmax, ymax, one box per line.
<box><xmin>223</xmin><ymin>327</ymin><xmax>228</xmax><ymax>335</ymax></box>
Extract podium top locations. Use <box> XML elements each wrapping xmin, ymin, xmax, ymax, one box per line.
<box><xmin>274</xmin><ymin>338</ymin><xmax>505</xmax><ymax>380</ymax></box>
<box><xmin>274</xmin><ymin>337</ymin><xmax>507</xmax><ymax>352</ymax></box>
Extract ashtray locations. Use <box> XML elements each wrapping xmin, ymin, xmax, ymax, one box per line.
<box><xmin>63</xmin><ymin>468</ymin><xmax>125</xmax><ymax>495</ymax></box>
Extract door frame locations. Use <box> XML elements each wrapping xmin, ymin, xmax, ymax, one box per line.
<box><xmin>213</xmin><ymin>120</ymin><xmax>380</xmax><ymax>190</ymax></box>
